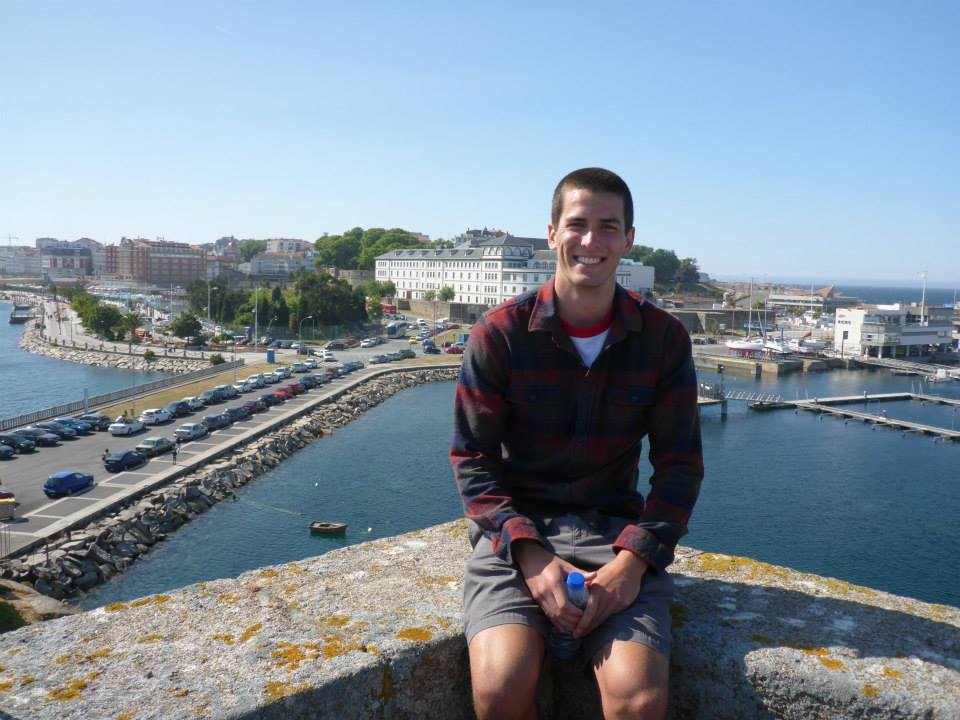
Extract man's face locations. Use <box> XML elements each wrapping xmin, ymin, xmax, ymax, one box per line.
<box><xmin>547</xmin><ymin>188</ymin><xmax>635</xmax><ymax>296</ymax></box>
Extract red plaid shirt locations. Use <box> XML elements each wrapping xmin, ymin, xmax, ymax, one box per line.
<box><xmin>450</xmin><ymin>281</ymin><xmax>703</xmax><ymax>570</ymax></box>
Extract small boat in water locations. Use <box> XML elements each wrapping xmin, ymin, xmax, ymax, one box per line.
<box><xmin>309</xmin><ymin>521</ymin><xmax>347</xmax><ymax>535</ymax></box>
<box><xmin>8</xmin><ymin>304</ymin><xmax>33</xmax><ymax>324</ymax></box>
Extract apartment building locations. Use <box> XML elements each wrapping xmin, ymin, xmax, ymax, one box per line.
<box><xmin>111</xmin><ymin>238</ymin><xmax>207</xmax><ymax>285</ymax></box>
<box><xmin>41</xmin><ymin>246</ymin><xmax>92</xmax><ymax>278</ymax></box>
<box><xmin>765</xmin><ymin>286</ymin><xmax>860</xmax><ymax>314</ymax></box>
<box><xmin>375</xmin><ymin>235</ymin><xmax>654</xmax><ymax>306</ymax></box>
<box><xmin>834</xmin><ymin>304</ymin><xmax>954</xmax><ymax>358</ymax></box>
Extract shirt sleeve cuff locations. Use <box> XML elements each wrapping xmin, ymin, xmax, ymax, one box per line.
<box><xmin>612</xmin><ymin>525</ymin><xmax>674</xmax><ymax>571</ymax></box>
<box><xmin>496</xmin><ymin>515</ymin><xmax>543</xmax><ymax>565</ymax></box>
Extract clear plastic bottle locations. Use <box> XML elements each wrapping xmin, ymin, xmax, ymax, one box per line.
<box><xmin>548</xmin><ymin>572</ymin><xmax>589</xmax><ymax>660</ymax></box>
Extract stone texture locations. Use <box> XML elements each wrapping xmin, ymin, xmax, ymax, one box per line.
<box><xmin>0</xmin><ymin>523</ymin><xmax>956</xmax><ymax>719</ymax></box>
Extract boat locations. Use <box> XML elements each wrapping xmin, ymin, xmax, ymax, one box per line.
<box><xmin>787</xmin><ymin>332</ymin><xmax>827</xmax><ymax>355</ymax></box>
<box><xmin>309</xmin><ymin>521</ymin><xmax>347</xmax><ymax>535</ymax></box>
<box><xmin>8</xmin><ymin>304</ymin><xmax>33</xmax><ymax>324</ymax></box>
<box><xmin>725</xmin><ymin>278</ymin><xmax>767</xmax><ymax>356</ymax></box>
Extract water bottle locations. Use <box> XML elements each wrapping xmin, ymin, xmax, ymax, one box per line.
<box><xmin>548</xmin><ymin>572</ymin><xmax>589</xmax><ymax>660</ymax></box>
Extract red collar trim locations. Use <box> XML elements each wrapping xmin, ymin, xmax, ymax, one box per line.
<box><xmin>559</xmin><ymin>309</ymin><xmax>614</xmax><ymax>338</ymax></box>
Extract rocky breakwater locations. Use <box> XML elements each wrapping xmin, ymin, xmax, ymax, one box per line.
<box><xmin>17</xmin><ymin>321</ymin><xmax>208</xmax><ymax>372</ymax></box>
<box><xmin>0</xmin><ymin>367</ymin><xmax>459</xmax><ymax>603</ymax></box>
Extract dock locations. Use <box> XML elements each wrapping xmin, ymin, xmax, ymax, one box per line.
<box><xmin>749</xmin><ymin>392</ymin><xmax>960</xmax><ymax>441</ymax></box>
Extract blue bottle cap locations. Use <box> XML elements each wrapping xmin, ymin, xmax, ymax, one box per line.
<box><xmin>567</xmin><ymin>572</ymin><xmax>585</xmax><ymax>589</ymax></box>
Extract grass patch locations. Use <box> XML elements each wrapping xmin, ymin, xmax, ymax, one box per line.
<box><xmin>0</xmin><ymin>601</ymin><xmax>28</xmax><ymax>634</ymax></box>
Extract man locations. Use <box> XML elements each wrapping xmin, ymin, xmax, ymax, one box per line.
<box><xmin>451</xmin><ymin>168</ymin><xmax>703</xmax><ymax>720</ymax></box>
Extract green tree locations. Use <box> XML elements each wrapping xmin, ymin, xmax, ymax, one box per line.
<box><xmin>293</xmin><ymin>271</ymin><xmax>367</xmax><ymax>327</ymax></box>
<box><xmin>677</xmin><ymin>258</ymin><xmax>700</xmax><ymax>284</ymax></box>
<box><xmin>314</xmin><ymin>228</ymin><xmax>364</xmax><ymax>269</ymax></box>
<box><xmin>239</xmin><ymin>239</ymin><xmax>267</xmax><ymax>262</ymax></box>
<box><xmin>170</xmin><ymin>312</ymin><xmax>202</xmax><ymax>338</ymax></box>
<box><xmin>424</xmin><ymin>290</ymin><xmax>437</xmax><ymax>302</ymax></box>
<box><xmin>439</xmin><ymin>286</ymin><xmax>455</xmax><ymax>302</ymax></box>
<box><xmin>84</xmin><ymin>304</ymin><xmax>124</xmax><ymax>339</ymax></box>
<box><xmin>356</xmin><ymin>228</ymin><xmax>424</xmax><ymax>269</ymax></box>
<box><xmin>209</xmin><ymin>353</ymin><xmax>226</xmax><ymax>365</ymax></box>
<box><xmin>271</xmin><ymin>286</ymin><xmax>290</xmax><ymax>327</ymax></box>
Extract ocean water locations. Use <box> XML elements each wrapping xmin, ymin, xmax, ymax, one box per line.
<box><xmin>832</xmin><ymin>285</ymin><xmax>958</xmax><ymax>307</ymax></box>
<box><xmin>0</xmin><ymin>302</ymin><xmax>170</xmax><ymax>419</ymax></box>
<box><xmin>77</xmin><ymin>369</ymin><xmax>960</xmax><ymax>610</ymax></box>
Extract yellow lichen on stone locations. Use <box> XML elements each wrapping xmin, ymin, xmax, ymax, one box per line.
<box><xmin>216</xmin><ymin>592</ymin><xmax>243</xmax><ymax>605</ymax></box>
<box><xmin>320</xmin><ymin>614</ymin><xmax>351</xmax><ymax>628</ymax></box>
<box><xmin>194</xmin><ymin>582</ymin><xmax>207</xmax><ymax>589</ymax></box>
<box><xmin>864</xmin><ymin>684</ymin><xmax>879</xmax><ymax>698</ymax></box>
<box><xmin>0</xmin><ymin>680</ymin><xmax>13</xmax><ymax>692</ymax></box>
<box><xmin>883</xmin><ymin>666</ymin><xmax>902</xmax><ymax>678</ymax></box>
<box><xmin>86</xmin><ymin>648</ymin><xmax>111</xmax><ymax>662</ymax></box>
<box><xmin>7</xmin><ymin>648</ymin><xmax>22</xmax><ymax>655</ymax></box>
<box><xmin>691</xmin><ymin>553</ymin><xmax>790</xmax><ymax>581</ymax></box>
<box><xmin>396</xmin><ymin>627</ymin><xmax>433</xmax><ymax>642</ymax></box>
<box><xmin>210</xmin><ymin>633</ymin><xmax>235</xmax><ymax>645</ymax></box>
<box><xmin>49</xmin><ymin>671</ymin><xmax>100</xmax><ymax>701</ymax></box>
<box><xmin>259</xmin><ymin>569</ymin><xmax>279</xmax><ymax>579</ymax></box>
<box><xmin>283</xmin><ymin>585</ymin><xmax>297</xmax><ymax>595</ymax></box>
<box><xmin>105</xmin><ymin>602</ymin><xmax>129</xmax><ymax>613</ymax></box>
<box><xmin>321</xmin><ymin>636</ymin><xmax>363</xmax><ymax>659</ymax></box>
<box><xmin>263</xmin><ymin>680</ymin><xmax>309</xmax><ymax>703</ymax></box>
<box><xmin>138</xmin><ymin>634</ymin><xmax>163</xmax><ymax>644</ymax></box>
<box><xmin>419</xmin><ymin>575</ymin><xmax>456</xmax><ymax>588</ymax></box>
<box><xmin>751</xmin><ymin>634</ymin><xmax>773</xmax><ymax>645</ymax></box>
<box><xmin>21</xmin><ymin>675</ymin><xmax>34</xmax><ymax>686</ymax></box>
<box><xmin>820</xmin><ymin>657</ymin><xmax>844</xmax><ymax>670</ymax></box>
<box><xmin>53</xmin><ymin>653</ymin><xmax>72</xmax><ymax>666</ymax></box>
<box><xmin>169</xmin><ymin>689</ymin><xmax>189</xmax><ymax>698</ymax></box>
<box><xmin>115</xmin><ymin>712</ymin><xmax>135</xmax><ymax>720</ymax></box>
<box><xmin>272</xmin><ymin>642</ymin><xmax>321</xmax><ymax>672</ymax></box>
<box><xmin>800</xmin><ymin>647</ymin><xmax>844</xmax><ymax>670</ymax></box>
<box><xmin>239</xmin><ymin>623</ymin><xmax>262</xmax><ymax>643</ymax></box>
<box><xmin>821</xmin><ymin>577</ymin><xmax>877</xmax><ymax>597</ymax></box>
<box><xmin>130</xmin><ymin>595</ymin><xmax>171</xmax><ymax>609</ymax></box>
<box><xmin>285</xmin><ymin>563</ymin><xmax>307</xmax><ymax>575</ymax></box>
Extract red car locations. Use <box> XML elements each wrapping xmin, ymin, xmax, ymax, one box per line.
<box><xmin>444</xmin><ymin>346</ymin><xmax>465</xmax><ymax>354</ymax></box>
<box><xmin>273</xmin><ymin>389</ymin><xmax>292</xmax><ymax>401</ymax></box>
<box><xmin>282</xmin><ymin>382</ymin><xmax>305</xmax><ymax>396</ymax></box>
<box><xmin>241</xmin><ymin>399</ymin><xmax>268</xmax><ymax>414</ymax></box>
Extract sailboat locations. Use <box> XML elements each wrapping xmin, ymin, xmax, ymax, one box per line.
<box><xmin>726</xmin><ymin>279</ymin><xmax>765</xmax><ymax>355</ymax></box>
<box><xmin>788</xmin><ymin>331</ymin><xmax>826</xmax><ymax>355</ymax></box>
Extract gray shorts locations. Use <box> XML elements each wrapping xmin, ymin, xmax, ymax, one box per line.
<box><xmin>464</xmin><ymin>512</ymin><xmax>674</xmax><ymax>662</ymax></box>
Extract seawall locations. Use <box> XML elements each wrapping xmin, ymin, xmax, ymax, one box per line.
<box><xmin>0</xmin><ymin>521</ymin><xmax>956</xmax><ymax>719</ymax></box>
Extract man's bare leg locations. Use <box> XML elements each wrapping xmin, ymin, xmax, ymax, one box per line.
<box><xmin>469</xmin><ymin>624</ymin><xmax>544</xmax><ymax>720</ymax></box>
<box><xmin>592</xmin><ymin>640</ymin><xmax>669</xmax><ymax>720</ymax></box>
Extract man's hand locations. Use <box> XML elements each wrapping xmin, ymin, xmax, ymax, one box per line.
<box><xmin>514</xmin><ymin>541</ymin><xmax>594</xmax><ymax>633</ymax></box>
<box><xmin>574</xmin><ymin>550</ymin><xmax>648</xmax><ymax>638</ymax></box>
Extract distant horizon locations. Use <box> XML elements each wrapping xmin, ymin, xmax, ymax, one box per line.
<box><xmin>711</xmin><ymin>275</ymin><xmax>959</xmax><ymax>290</ymax></box>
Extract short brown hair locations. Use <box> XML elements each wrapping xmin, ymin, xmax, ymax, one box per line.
<box><xmin>551</xmin><ymin>167</ymin><xmax>634</xmax><ymax>230</ymax></box>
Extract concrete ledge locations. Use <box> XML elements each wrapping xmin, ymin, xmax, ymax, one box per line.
<box><xmin>0</xmin><ymin>521</ymin><xmax>957</xmax><ymax>719</ymax></box>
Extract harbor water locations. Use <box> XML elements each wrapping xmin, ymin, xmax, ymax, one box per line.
<box><xmin>78</xmin><ymin>369</ymin><xmax>960</xmax><ymax>610</ymax></box>
<box><xmin>0</xmin><ymin>302</ymin><xmax>170</xmax><ymax>419</ymax></box>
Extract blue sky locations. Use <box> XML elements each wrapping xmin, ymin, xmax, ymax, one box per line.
<box><xmin>2</xmin><ymin>1</ymin><xmax>957</xmax><ymax>284</ymax></box>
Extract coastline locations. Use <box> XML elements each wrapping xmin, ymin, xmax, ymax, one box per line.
<box><xmin>1</xmin><ymin>367</ymin><xmax>459</xmax><ymax>604</ymax></box>
<box><xmin>16</xmin><ymin>319</ymin><xmax>210</xmax><ymax>373</ymax></box>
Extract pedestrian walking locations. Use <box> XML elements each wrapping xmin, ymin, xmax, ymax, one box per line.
<box><xmin>171</xmin><ymin>446</ymin><xmax>178</xmax><ymax>464</ymax></box>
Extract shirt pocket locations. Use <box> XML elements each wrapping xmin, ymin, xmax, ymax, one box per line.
<box><xmin>506</xmin><ymin>383</ymin><xmax>571</xmax><ymax>436</ymax></box>
<box><xmin>604</xmin><ymin>384</ymin><xmax>655</xmax><ymax>436</ymax></box>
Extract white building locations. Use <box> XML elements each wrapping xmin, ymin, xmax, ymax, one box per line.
<box><xmin>243</xmin><ymin>252</ymin><xmax>315</xmax><ymax>279</ymax></box>
<box><xmin>834</xmin><ymin>304</ymin><xmax>954</xmax><ymax>358</ymax></box>
<box><xmin>375</xmin><ymin>236</ymin><xmax>654</xmax><ymax>306</ymax></box>
<box><xmin>266</xmin><ymin>238</ymin><xmax>314</xmax><ymax>254</ymax></box>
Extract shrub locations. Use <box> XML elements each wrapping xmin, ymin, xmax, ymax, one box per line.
<box><xmin>209</xmin><ymin>353</ymin><xmax>226</xmax><ymax>365</ymax></box>
<box><xmin>143</xmin><ymin>349</ymin><xmax>157</xmax><ymax>361</ymax></box>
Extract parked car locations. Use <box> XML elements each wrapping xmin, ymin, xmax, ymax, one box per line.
<box><xmin>163</xmin><ymin>400</ymin><xmax>192</xmax><ymax>418</ymax></box>
<box><xmin>361</xmin><ymin>338</ymin><xmax>378</xmax><ymax>348</ymax></box>
<box><xmin>423</xmin><ymin>346</ymin><xmax>441</xmax><ymax>354</ymax></box>
<box><xmin>75</xmin><ymin>413</ymin><xmax>112</xmax><ymax>431</ymax></box>
<box><xmin>103</xmin><ymin>450</ymin><xmax>146</xmax><ymax>472</ymax></box>
<box><xmin>244</xmin><ymin>374</ymin><xmax>266</xmax><ymax>388</ymax></box>
<box><xmin>263</xmin><ymin>372</ymin><xmax>279</xmax><ymax>384</ymax></box>
<box><xmin>223</xmin><ymin>406</ymin><xmax>251</xmax><ymax>423</ymax></box>
<box><xmin>202</xmin><ymin>413</ymin><xmax>231</xmax><ymax>431</ymax></box>
<box><xmin>299</xmin><ymin>375</ymin><xmax>317</xmax><ymax>389</ymax></box>
<box><xmin>259</xmin><ymin>393</ymin><xmax>283</xmax><ymax>406</ymax></box>
<box><xmin>273</xmin><ymin>388</ymin><xmax>293</xmax><ymax>401</ymax></box>
<box><xmin>135</xmin><ymin>436</ymin><xmax>174</xmax><ymax>457</ymax></box>
<box><xmin>275</xmin><ymin>366</ymin><xmax>292</xmax><ymax>379</ymax></box>
<box><xmin>53</xmin><ymin>417</ymin><xmax>94</xmax><ymax>435</ymax></box>
<box><xmin>0</xmin><ymin>432</ymin><xmax>36</xmax><ymax>453</ymax></box>
<box><xmin>312</xmin><ymin>374</ymin><xmax>331</xmax><ymax>385</ymax></box>
<box><xmin>291</xmin><ymin>362</ymin><xmax>308</xmax><ymax>373</ymax></box>
<box><xmin>239</xmin><ymin>379</ymin><xmax>259</xmax><ymax>392</ymax></box>
<box><xmin>444</xmin><ymin>345</ymin><xmax>465</xmax><ymax>354</ymax></box>
<box><xmin>0</xmin><ymin>444</ymin><xmax>15</xmax><ymax>460</ymax></box>
<box><xmin>199</xmin><ymin>389</ymin><xmax>222</xmax><ymax>405</ymax></box>
<box><xmin>183</xmin><ymin>396</ymin><xmax>207</xmax><ymax>411</ymax></box>
<box><xmin>17</xmin><ymin>427</ymin><xmax>61</xmax><ymax>446</ymax></box>
<box><xmin>386</xmin><ymin>352</ymin><xmax>403</xmax><ymax>361</ymax></box>
<box><xmin>241</xmin><ymin>399</ymin><xmax>268</xmax><ymax>414</ymax></box>
<box><xmin>108</xmin><ymin>417</ymin><xmax>146</xmax><ymax>436</ymax></box>
<box><xmin>304</xmin><ymin>359</ymin><xmax>318</xmax><ymax>369</ymax></box>
<box><xmin>35</xmin><ymin>421</ymin><xmax>77</xmax><ymax>439</ymax></box>
<box><xmin>398</xmin><ymin>349</ymin><xmax>416</xmax><ymax>359</ymax></box>
<box><xmin>138</xmin><ymin>408</ymin><xmax>172</xmax><ymax>426</ymax></box>
<box><xmin>345</xmin><ymin>360</ymin><xmax>364</xmax><ymax>371</ymax></box>
<box><xmin>369</xmin><ymin>354</ymin><xmax>388</xmax><ymax>364</ymax></box>
<box><xmin>174</xmin><ymin>423</ymin><xmax>209</xmax><ymax>441</ymax></box>
<box><xmin>215</xmin><ymin>384</ymin><xmax>239</xmax><ymax>399</ymax></box>
<box><xmin>322</xmin><ymin>352</ymin><xmax>336</xmax><ymax>362</ymax></box>
<box><xmin>324</xmin><ymin>341</ymin><xmax>346</xmax><ymax>351</ymax></box>
<box><xmin>44</xmin><ymin>471</ymin><xmax>95</xmax><ymax>498</ymax></box>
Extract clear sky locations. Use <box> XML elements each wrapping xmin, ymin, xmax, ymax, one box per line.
<box><xmin>2</xmin><ymin>1</ymin><xmax>957</xmax><ymax>284</ymax></box>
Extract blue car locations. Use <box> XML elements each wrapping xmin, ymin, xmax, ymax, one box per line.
<box><xmin>44</xmin><ymin>471</ymin><xmax>95</xmax><ymax>498</ymax></box>
<box><xmin>54</xmin><ymin>417</ymin><xmax>94</xmax><ymax>435</ymax></box>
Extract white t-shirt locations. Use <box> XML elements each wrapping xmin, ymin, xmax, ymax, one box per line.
<box><xmin>561</xmin><ymin>311</ymin><xmax>613</xmax><ymax>367</ymax></box>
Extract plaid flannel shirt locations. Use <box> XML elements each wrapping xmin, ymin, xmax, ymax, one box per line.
<box><xmin>450</xmin><ymin>281</ymin><xmax>703</xmax><ymax>571</ymax></box>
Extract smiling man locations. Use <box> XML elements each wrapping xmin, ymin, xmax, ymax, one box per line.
<box><xmin>451</xmin><ymin>168</ymin><xmax>703</xmax><ymax>719</ymax></box>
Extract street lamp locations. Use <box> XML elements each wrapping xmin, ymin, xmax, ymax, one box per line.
<box><xmin>298</xmin><ymin>315</ymin><xmax>314</xmax><ymax>357</ymax></box>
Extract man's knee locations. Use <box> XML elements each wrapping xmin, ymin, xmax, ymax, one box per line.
<box><xmin>594</xmin><ymin>640</ymin><xmax>669</xmax><ymax>720</ymax></box>
<box><xmin>601</xmin><ymin>685</ymin><xmax>668</xmax><ymax>720</ymax></box>
<box><xmin>469</xmin><ymin>624</ymin><xmax>543</xmax><ymax>720</ymax></box>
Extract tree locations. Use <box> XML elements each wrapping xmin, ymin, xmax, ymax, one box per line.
<box><xmin>239</xmin><ymin>239</ymin><xmax>267</xmax><ymax>262</ymax></box>
<box><xmin>356</xmin><ymin>228</ymin><xmax>424</xmax><ymax>269</ymax></box>
<box><xmin>424</xmin><ymin>290</ymin><xmax>437</xmax><ymax>302</ymax></box>
<box><xmin>677</xmin><ymin>258</ymin><xmax>700</xmax><ymax>285</ymax></box>
<box><xmin>85</xmin><ymin>304</ymin><xmax>124</xmax><ymax>339</ymax></box>
<box><xmin>314</xmin><ymin>228</ymin><xmax>364</xmax><ymax>269</ymax></box>
<box><xmin>439</xmin><ymin>286</ymin><xmax>455</xmax><ymax>302</ymax></box>
<box><xmin>292</xmin><ymin>271</ymin><xmax>367</xmax><ymax>327</ymax></box>
<box><xmin>271</xmin><ymin>286</ymin><xmax>290</xmax><ymax>327</ymax></box>
<box><xmin>209</xmin><ymin>353</ymin><xmax>226</xmax><ymax>365</ymax></box>
<box><xmin>170</xmin><ymin>312</ymin><xmax>202</xmax><ymax>338</ymax></box>
<box><xmin>121</xmin><ymin>312</ymin><xmax>142</xmax><ymax>352</ymax></box>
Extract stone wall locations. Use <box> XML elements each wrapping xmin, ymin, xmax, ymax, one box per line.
<box><xmin>0</xmin><ymin>521</ymin><xmax>956</xmax><ymax>719</ymax></box>
<box><xmin>18</xmin><ymin>322</ymin><xmax>209</xmax><ymax>373</ymax></box>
